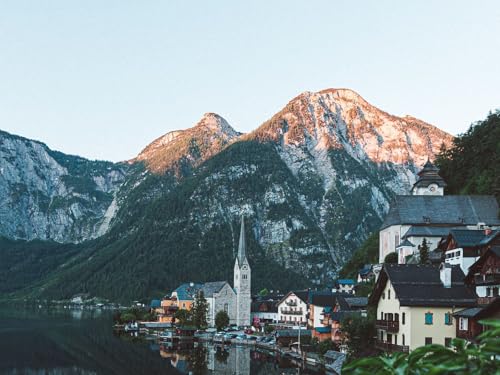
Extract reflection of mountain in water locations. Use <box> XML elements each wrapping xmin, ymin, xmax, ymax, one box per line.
<box><xmin>0</xmin><ymin>309</ymin><xmax>181</xmax><ymax>375</ymax></box>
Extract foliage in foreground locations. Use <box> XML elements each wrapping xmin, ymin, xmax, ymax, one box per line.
<box><xmin>343</xmin><ymin>319</ymin><xmax>500</xmax><ymax>374</ymax></box>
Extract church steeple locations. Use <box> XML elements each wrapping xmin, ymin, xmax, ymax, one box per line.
<box><xmin>234</xmin><ymin>214</ymin><xmax>251</xmax><ymax>327</ymax></box>
<box><xmin>411</xmin><ymin>159</ymin><xmax>446</xmax><ymax>196</ymax></box>
<box><xmin>237</xmin><ymin>215</ymin><xmax>247</xmax><ymax>265</ymax></box>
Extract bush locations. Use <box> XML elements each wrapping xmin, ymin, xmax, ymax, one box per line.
<box><xmin>384</xmin><ymin>252</ymin><xmax>398</xmax><ymax>264</ymax></box>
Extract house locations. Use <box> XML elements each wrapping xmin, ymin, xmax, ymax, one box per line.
<box><xmin>277</xmin><ymin>290</ymin><xmax>308</xmax><ymax>325</ymax></box>
<box><xmin>379</xmin><ymin>161</ymin><xmax>500</xmax><ymax>263</ymax></box>
<box><xmin>369</xmin><ymin>263</ymin><xmax>477</xmax><ymax>352</ymax></box>
<box><xmin>158</xmin><ymin>295</ymin><xmax>179</xmax><ymax>323</ymax></box>
<box><xmin>357</xmin><ymin>264</ymin><xmax>374</xmax><ymax>283</ymax></box>
<box><xmin>464</xmin><ymin>245</ymin><xmax>500</xmax><ymax>305</ymax></box>
<box><xmin>335</xmin><ymin>279</ymin><xmax>356</xmax><ymax>294</ymax></box>
<box><xmin>308</xmin><ymin>293</ymin><xmax>336</xmax><ymax>340</ymax></box>
<box><xmin>453</xmin><ymin>298</ymin><xmax>500</xmax><ymax>342</ymax></box>
<box><xmin>251</xmin><ymin>299</ymin><xmax>279</xmax><ymax>326</ymax></box>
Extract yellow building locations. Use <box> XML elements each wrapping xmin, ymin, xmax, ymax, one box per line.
<box><xmin>369</xmin><ymin>263</ymin><xmax>477</xmax><ymax>352</ymax></box>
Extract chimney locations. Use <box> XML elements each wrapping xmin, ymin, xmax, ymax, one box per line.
<box><xmin>439</xmin><ymin>263</ymin><xmax>452</xmax><ymax>288</ymax></box>
<box><xmin>485</xmin><ymin>227</ymin><xmax>492</xmax><ymax>236</ymax></box>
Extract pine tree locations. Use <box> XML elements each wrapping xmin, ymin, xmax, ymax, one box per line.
<box><xmin>419</xmin><ymin>238</ymin><xmax>429</xmax><ymax>264</ymax></box>
<box><xmin>215</xmin><ymin>310</ymin><xmax>230</xmax><ymax>331</ymax></box>
<box><xmin>191</xmin><ymin>290</ymin><xmax>209</xmax><ymax>329</ymax></box>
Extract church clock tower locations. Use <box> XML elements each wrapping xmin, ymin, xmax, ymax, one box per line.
<box><xmin>234</xmin><ymin>216</ymin><xmax>251</xmax><ymax>327</ymax></box>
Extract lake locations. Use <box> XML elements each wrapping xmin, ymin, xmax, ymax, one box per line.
<box><xmin>0</xmin><ymin>307</ymin><xmax>324</xmax><ymax>374</ymax></box>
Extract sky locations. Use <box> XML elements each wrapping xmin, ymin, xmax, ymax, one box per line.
<box><xmin>1</xmin><ymin>1</ymin><xmax>499</xmax><ymax>162</ymax></box>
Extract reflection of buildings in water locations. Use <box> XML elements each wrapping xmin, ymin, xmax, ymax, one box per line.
<box><xmin>206</xmin><ymin>345</ymin><xmax>251</xmax><ymax>375</ymax></box>
<box><xmin>159</xmin><ymin>349</ymin><xmax>190</xmax><ymax>373</ymax></box>
<box><xmin>70</xmin><ymin>309</ymin><xmax>83</xmax><ymax>320</ymax></box>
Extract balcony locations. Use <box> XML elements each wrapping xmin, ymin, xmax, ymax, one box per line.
<box><xmin>375</xmin><ymin>340</ymin><xmax>409</xmax><ymax>353</ymax></box>
<box><xmin>375</xmin><ymin>320</ymin><xmax>399</xmax><ymax>333</ymax></box>
<box><xmin>281</xmin><ymin>309</ymin><xmax>303</xmax><ymax>315</ymax></box>
<box><xmin>477</xmin><ymin>296</ymin><xmax>498</xmax><ymax>305</ymax></box>
<box><xmin>286</xmin><ymin>300</ymin><xmax>298</xmax><ymax>306</ymax></box>
<box><xmin>474</xmin><ymin>274</ymin><xmax>500</xmax><ymax>286</ymax></box>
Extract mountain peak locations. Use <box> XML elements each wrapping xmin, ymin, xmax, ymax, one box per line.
<box><xmin>195</xmin><ymin>112</ymin><xmax>239</xmax><ymax>138</ymax></box>
<box><xmin>134</xmin><ymin>113</ymin><xmax>239</xmax><ymax>174</ymax></box>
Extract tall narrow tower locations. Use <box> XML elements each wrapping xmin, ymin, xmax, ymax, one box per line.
<box><xmin>234</xmin><ymin>215</ymin><xmax>251</xmax><ymax>327</ymax></box>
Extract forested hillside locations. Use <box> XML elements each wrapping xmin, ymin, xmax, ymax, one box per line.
<box><xmin>436</xmin><ymin>110</ymin><xmax>500</xmax><ymax>201</ymax></box>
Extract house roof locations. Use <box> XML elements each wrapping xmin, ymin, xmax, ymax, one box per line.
<box><xmin>344</xmin><ymin>297</ymin><xmax>368</xmax><ymax>308</ymax></box>
<box><xmin>396</xmin><ymin>239</ymin><xmax>415</xmax><ymax>248</ymax></box>
<box><xmin>337</xmin><ymin>279</ymin><xmax>356</xmax><ymax>285</ymax></box>
<box><xmin>381</xmin><ymin>195</ymin><xmax>500</xmax><ymax>230</ymax></box>
<box><xmin>411</xmin><ymin>160</ymin><xmax>446</xmax><ymax>190</ymax></box>
<box><xmin>311</xmin><ymin>294</ymin><xmax>336</xmax><ymax>307</ymax></box>
<box><xmin>150</xmin><ymin>299</ymin><xmax>161</xmax><ymax>308</ymax></box>
<box><xmin>454</xmin><ymin>299</ymin><xmax>500</xmax><ymax>319</ymax></box>
<box><xmin>324</xmin><ymin>350</ymin><xmax>347</xmax><ymax>375</ymax></box>
<box><xmin>479</xmin><ymin>230</ymin><xmax>500</xmax><ymax>246</ymax></box>
<box><xmin>403</xmin><ymin>226</ymin><xmax>455</xmax><ymax>238</ymax></box>
<box><xmin>448</xmin><ymin>229</ymin><xmax>492</xmax><ymax>248</ymax></box>
<box><xmin>369</xmin><ymin>264</ymin><xmax>477</xmax><ymax>307</ymax></box>
<box><xmin>251</xmin><ymin>300</ymin><xmax>278</xmax><ymax>313</ymax></box>
<box><xmin>314</xmin><ymin>327</ymin><xmax>331</xmax><ymax>334</ymax></box>
<box><xmin>173</xmin><ymin>283</ymin><xmax>204</xmax><ymax>301</ymax></box>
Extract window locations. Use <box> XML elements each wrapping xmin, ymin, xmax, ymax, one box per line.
<box><xmin>445</xmin><ymin>337</ymin><xmax>452</xmax><ymax>347</ymax></box>
<box><xmin>382</xmin><ymin>292</ymin><xmax>385</xmax><ymax>300</ymax></box>
<box><xmin>402</xmin><ymin>334</ymin><xmax>405</xmax><ymax>346</ymax></box>
<box><xmin>459</xmin><ymin>317</ymin><xmax>468</xmax><ymax>331</ymax></box>
<box><xmin>395</xmin><ymin>234</ymin><xmax>400</xmax><ymax>250</ymax></box>
<box><xmin>394</xmin><ymin>335</ymin><xmax>398</xmax><ymax>345</ymax></box>
<box><xmin>381</xmin><ymin>312</ymin><xmax>384</xmax><ymax>320</ymax></box>
<box><xmin>242</xmin><ymin>274</ymin><xmax>248</xmax><ymax>280</ymax></box>
<box><xmin>445</xmin><ymin>312</ymin><xmax>452</xmax><ymax>325</ymax></box>
<box><xmin>402</xmin><ymin>313</ymin><xmax>405</xmax><ymax>325</ymax></box>
<box><xmin>494</xmin><ymin>287</ymin><xmax>499</xmax><ymax>297</ymax></box>
<box><xmin>224</xmin><ymin>303</ymin><xmax>228</xmax><ymax>313</ymax></box>
<box><xmin>388</xmin><ymin>289</ymin><xmax>391</xmax><ymax>299</ymax></box>
<box><xmin>425</xmin><ymin>337</ymin><xmax>433</xmax><ymax>345</ymax></box>
<box><xmin>425</xmin><ymin>312</ymin><xmax>433</xmax><ymax>325</ymax></box>
<box><xmin>395</xmin><ymin>313</ymin><xmax>399</xmax><ymax>322</ymax></box>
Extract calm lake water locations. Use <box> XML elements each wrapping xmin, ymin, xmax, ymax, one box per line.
<box><xmin>0</xmin><ymin>308</ymin><xmax>324</xmax><ymax>375</ymax></box>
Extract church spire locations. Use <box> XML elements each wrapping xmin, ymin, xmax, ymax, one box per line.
<box><xmin>237</xmin><ymin>215</ymin><xmax>247</xmax><ymax>264</ymax></box>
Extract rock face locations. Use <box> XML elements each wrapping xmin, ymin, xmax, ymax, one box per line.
<box><xmin>0</xmin><ymin>130</ymin><xmax>128</xmax><ymax>242</ymax></box>
<box><xmin>133</xmin><ymin>112</ymin><xmax>240</xmax><ymax>174</ymax></box>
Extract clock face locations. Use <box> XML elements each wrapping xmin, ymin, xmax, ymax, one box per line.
<box><xmin>429</xmin><ymin>185</ymin><xmax>436</xmax><ymax>192</ymax></box>
<box><xmin>242</xmin><ymin>265</ymin><xmax>248</xmax><ymax>270</ymax></box>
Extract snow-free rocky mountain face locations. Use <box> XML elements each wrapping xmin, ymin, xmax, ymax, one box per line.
<box><xmin>0</xmin><ymin>88</ymin><xmax>453</xmax><ymax>297</ymax></box>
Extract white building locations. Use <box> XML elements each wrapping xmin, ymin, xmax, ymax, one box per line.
<box><xmin>234</xmin><ymin>216</ymin><xmax>252</xmax><ymax>327</ymax></box>
<box><xmin>277</xmin><ymin>291</ymin><xmax>308</xmax><ymax>325</ymax></box>
<box><xmin>370</xmin><ymin>263</ymin><xmax>477</xmax><ymax>352</ymax></box>
<box><xmin>379</xmin><ymin>161</ymin><xmax>500</xmax><ymax>263</ymax></box>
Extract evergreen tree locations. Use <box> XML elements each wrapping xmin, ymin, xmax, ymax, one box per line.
<box><xmin>174</xmin><ymin>309</ymin><xmax>192</xmax><ymax>326</ymax></box>
<box><xmin>419</xmin><ymin>238</ymin><xmax>429</xmax><ymax>264</ymax></box>
<box><xmin>215</xmin><ymin>310</ymin><xmax>230</xmax><ymax>331</ymax></box>
<box><xmin>191</xmin><ymin>290</ymin><xmax>209</xmax><ymax>329</ymax></box>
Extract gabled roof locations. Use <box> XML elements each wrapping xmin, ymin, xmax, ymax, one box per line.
<box><xmin>479</xmin><ymin>230</ymin><xmax>500</xmax><ymax>246</ymax></box>
<box><xmin>454</xmin><ymin>298</ymin><xmax>500</xmax><ymax>319</ymax></box>
<box><xmin>311</xmin><ymin>294</ymin><xmax>336</xmax><ymax>307</ymax></box>
<box><xmin>201</xmin><ymin>281</ymin><xmax>231</xmax><ymax>298</ymax></box>
<box><xmin>344</xmin><ymin>297</ymin><xmax>368</xmax><ymax>308</ymax></box>
<box><xmin>381</xmin><ymin>195</ymin><xmax>500</xmax><ymax>230</ymax></box>
<box><xmin>369</xmin><ymin>264</ymin><xmax>477</xmax><ymax>307</ymax></box>
<box><xmin>278</xmin><ymin>290</ymin><xmax>309</xmax><ymax>306</ymax></box>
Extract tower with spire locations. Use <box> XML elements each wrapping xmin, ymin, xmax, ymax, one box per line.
<box><xmin>410</xmin><ymin>159</ymin><xmax>446</xmax><ymax>196</ymax></box>
<box><xmin>233</xmin><ymin>215</ymin><xmax>251</xmax><ymax>327</ymax></box>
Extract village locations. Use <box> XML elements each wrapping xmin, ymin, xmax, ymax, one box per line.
<box><xmin>109</xmin><ymin>160</ymin><xmax>500</xmax><ymax>373</ymax></box>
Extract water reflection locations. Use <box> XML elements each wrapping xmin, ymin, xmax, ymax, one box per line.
<box><xmin>0</xmin><ymin>308</ymin><xmax>323</xmax><ymax>375</ymax></box>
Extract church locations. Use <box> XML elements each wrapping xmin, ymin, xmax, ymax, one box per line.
<box><xmin>379</xmin><ymin>160</ymin><xmax>500</xmax><ymax>263</ymax></box>
<box><xmin>166</xmin><ymin>216</ymin><xmax>252</xmax><ymax>328</ymax></box>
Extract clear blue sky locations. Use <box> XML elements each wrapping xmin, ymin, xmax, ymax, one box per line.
<box><xmin>1</xmin><ymin>1</ymin><xmax>499</xmax><ymax>162</ymax></box>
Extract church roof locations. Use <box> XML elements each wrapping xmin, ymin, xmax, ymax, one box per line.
<box><xmin>237</xmin><ymin>215</ymin><xmax>248</xmax><ymax>264</ymax></box>
<box><xmin>396</xmin><ymin>239</ymin><xmax>415</xmax><ymax>248</ymax></box>
<box><xmin>411</xmin><ymin>160</ymin><xmax>446</xmax><ymax>190</ymax></box>
<box><xmin>381</xmin><ymin>195</ymin><xmax>500</xmax><ymax>230</ymax></box>
<box><xmin>201</xmin><ymin>281</ymin><xmax>230</xmax><ymax>298</ymax></box>
<box><xmin>403</xmin><ymin>226</ymin><xmax>456</xmax><ymax>238</ymax></box>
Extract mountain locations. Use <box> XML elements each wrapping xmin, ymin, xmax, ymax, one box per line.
<box><xmin>0</xmin><ymin>88</ymin><xmax>454</xmax><ymax>301</ymax></box>
<box><xmin>133</xmin><ymin>112</ymin><xmax>240</xmax><ymax>174</ymax></box>
<box><xmin>0</xmin><ymin>130</ymin><xmax>128</xmax><ymax>243</ymax></box>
